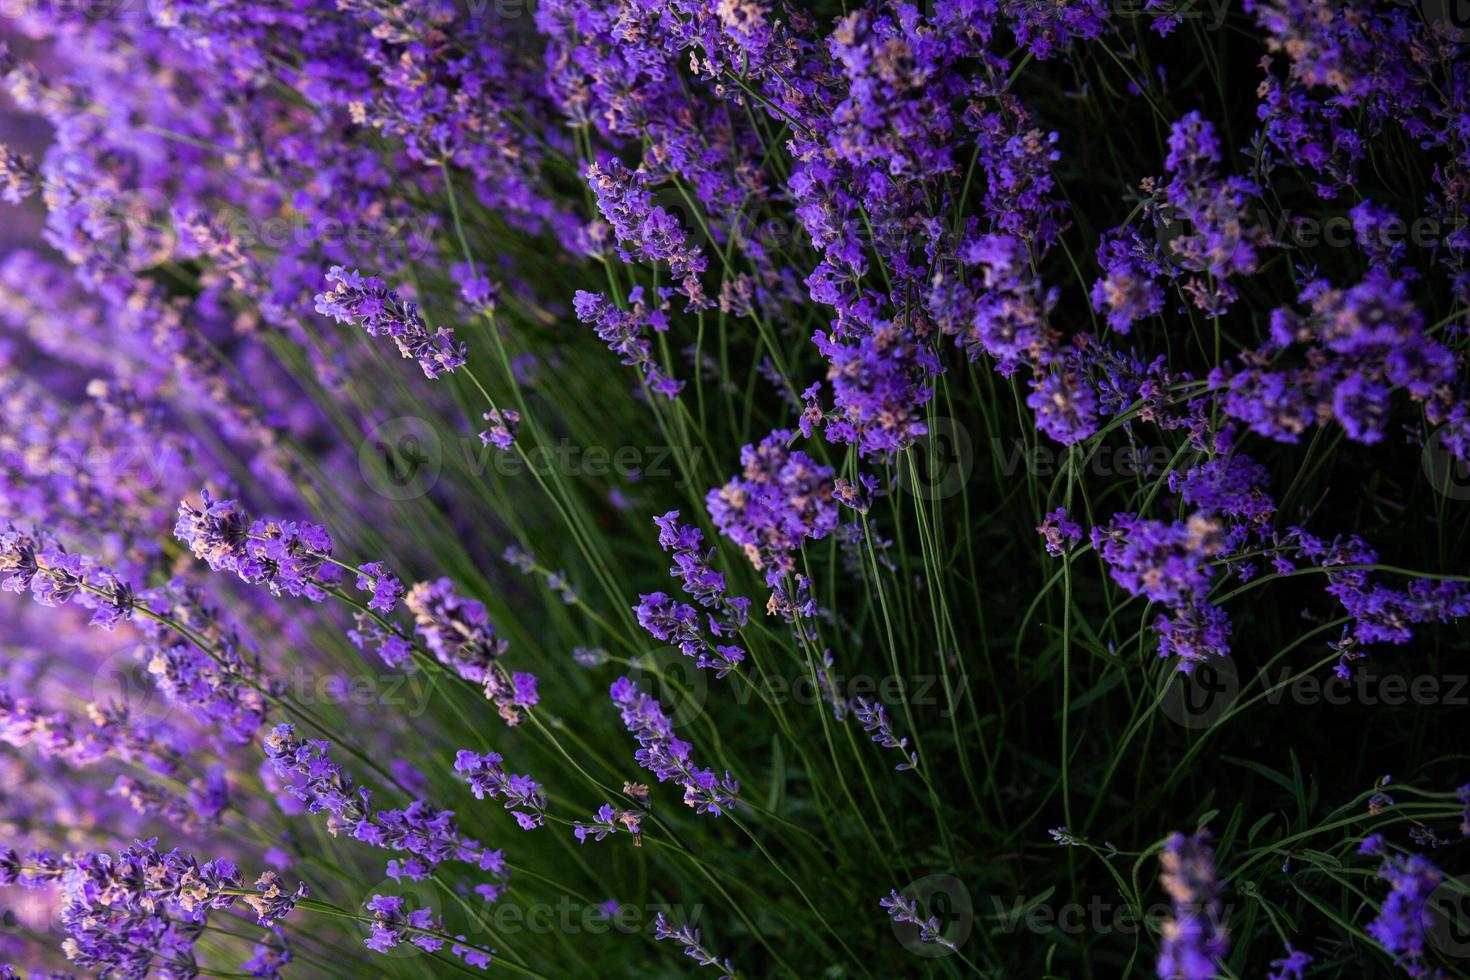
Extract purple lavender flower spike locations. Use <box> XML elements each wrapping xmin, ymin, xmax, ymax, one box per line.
<box><xmin>1157</xmin><ymin>831</ymin><xmax>1229</xmax><ymax>980</ymax></box>
<box><xmin>315</xmin><ymin>266</ymin><xmax>467</xmax><ymax>379</ymax></box>
<box><xmin>879</xmin><ymin>889</ymin><xmax>958</xmax><ymax>949</ymax></box>
<box><xmin>652</xmin><ymin>911</ymin><xmax>735</xmax><ymax>978</ymax></box>
<box><xmin>609</xmin><ymin>676</ymin><xmax>738</xmax><ymax>816</ymax></box>
<box><xmin>1360</xmin><ymin>835</ymin><xmax>1445</xmax><ymax>978</ymax></box>
<box><xmin>453</xmin><ymin>750</ymin><xmax>547</xmax><ymax>830</ymax></box>
<box><xmin>852</xmin><ymin>698</ymin><xmax>918</xmax><ymax>771</ymax></box>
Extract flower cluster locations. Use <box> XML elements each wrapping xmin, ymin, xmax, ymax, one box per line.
<box><xmin>315</xmin><ymin>266</ymin><xmax>467</xmax><ymax>380</ymax></box>
<box><xmin>1157</xmin><ymin>831</ymin><xmax>1229</xmax><ymax>980</ymax></box>
<box><xmin>264</xmin><ymin>724</ymin><xmax>510</xmax><ymax>890</ymax></box>
<box><xmin>707</xmin><ymin>431</ymin><xmax>838</xmax><ymax>590</ymax></box>
<box><xmin>1359</xmin><ymin>834</ymin><xmax>1444</xmax><ymax>978</ymax></box>
<box><xmin>453</xmin><ymin>750</ymin><xmax>547</xmax><ymax>831</ymax></box>
<box><xmin>0</xmin><ymin>839</ymin><xmax>303</xmax><ymax>978</ymax></box>
<box><xmin>608</xmin><ymin>677</ymin><xmax>738</xmax><ymax>817</ymax></box>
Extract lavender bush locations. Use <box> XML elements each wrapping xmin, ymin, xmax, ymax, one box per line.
<box><xmin>0</xmin><ymin>1</ymin><xmax>1468</xmax><ymax>976</ymax></box>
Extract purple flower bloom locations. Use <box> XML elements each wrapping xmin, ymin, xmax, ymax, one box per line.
<box><xmin>1037</xmin><ymin>508</ymin><xmax>1084</xmax><ymax>557</ymax></box>
<box><xmin>573</xmin><ymin>802</ymin><xmax>643</xmax><ymax>845</ymax></box>
<box><xmin>573</xmin><ymin>289</ymin><xmax>685</xmax><ymax>398</ymax></box>
<box><xmin>0</xmin><ymin>143</ymin><xmax>38</xmax><ymax>204</ymax></box>
<box><xmin>609</xmin><ymin>676</ymin><xmax>738</xmax><ymax>816</ymax></box>
<box><xmin>403</xmin><ymin>578</ymin><xmax>506</xmax><ymax>681</ymax></box>
<box><xmin>175</xmin><ymin>491</ymin><xmax>338</xmax><ymax>601</ymax></box>
<box><xmin>355</xmin><ymin>561</ymin><xmax>405</xmax><ymax>616</ymax></box>
<box><xmin>707</xmin><ymin>431</ymin><xmax>838</xmax><ymax>589</ymax></box>
<box><xmin>315</xmin><ymin>266</ymin><xmax>467</xmax><ymax>379</ymax></box>
<box><xmin>880</xmin><ymin>889</ymin><xmax>957</xmax><ymax>949</ymax></box>
<box><xmin>1027</xmin><ymin>371</ymin><xmax>1099</xmax><ymax>445</ymax></box>
<box><xmin>453</xmin><ymin>750</ymin><xmax>547</xmax><ymax>830</ymax></box>
<box><xmin>1157</xmin><ymin>831</ymin><xmax>1229</xmax><ymax>980</ymax></box>
<box><xmin>479</xmin><ymin>409</ymin><xmax>520</xmax><ymax>451</ymax></box>
<box><xmin>0</xmin><ymin>838</ymin><xmax>301</xmax><ymax>978</ymax></box>
<box><xmin>853</xmin><ymin>697</ymin><xmax>918</xmax><ymax>771</ymax></box>
<box><xmin>652</xmin><ymin>911</ymin><xmax>734</xmax><ymax>978</ymax></box>
<box><xmin>1266</xmin><ymin>945</ymin><xmax>1313</xmax><ymax>980</ymax></box>
<box><xmin>1360</xmin><ymin>835</ymin><xmax>1444</xmax><ymax>977</ymax></box>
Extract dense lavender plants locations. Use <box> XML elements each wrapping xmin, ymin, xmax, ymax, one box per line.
<box><xmin>0</xmin><ymin>2</ymin><xmax>1466</xmax><ymax>978</ymax></box>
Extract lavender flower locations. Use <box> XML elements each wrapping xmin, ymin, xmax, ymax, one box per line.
<box><xmin>453</xmin><ymin>750</ymin><xmax>547</xmax><ymax>830</ymax></box>
<box><xmin>480</xmin><ymin>409</ymin><xmax>520</xmax><ymax>451</ymax></box>
<box><xmin>265</xmin><ymin>724</ymin><xmax>509</xmax><ymax>891</ymax></box>
<box><xmin>1360</xmin><ymin>835</ymin><xmax>1443</xmax><ymax>977</ymax></box>
<box><xmin>175</xmin><ymin>492</ymin><xmax>337</xmax><ymax>601</ymax></box>
<box><xmin>1157</xmin><ymin>831</ymin><xmax>1229</xmax><ymax>980</ymax></box>
<box><xmin>363</xmin><ymin>895</ymin><xmax>444</xmax><ymax>954</ymax></box>
<box><xmin>879</xmin><ymin>889</ymin><xmax>957</xmax><ymax>949</ymax></box>
<box><xmin>707</xmin><ymin>431</ymin><xmax>838</xmax><ymax>589</ymax></box>
<box><xmin>1037</xmin><ymin>508</ymin><xmax>1084</xmax><ymax>557</ymax></box>
<box><xmin>852</xmin><ymin>698</ymin><xmax>918</xmax><ymax>771</ymax></box>
<box><xmin>0</xmin><ymin>144</ymin><xmax>38</xmax><ymax>204</ymax></box>
<box><xmin>609</xmin><ymin>676</ymin><xmax>738</xmax><ymax>816</ymax></box>
<box><xmin>315</xmin><ymin>266</ymin><xmax>467</xmax><ymax>379</ymax></box>
<box><xmin>652</xmin><ymin>912</ymin><xmax>734</xmax><ymax>978</ymax></box>
<box><xmin>1267</xmin><ymin>945</ymin><xmax>1313</xmax><ymax>980</ymax></box>
<box><xmin>573</xmin><ymin>803</ymin><xmax>643</xmax><ymax>845</ymax></box>
<box><xmin>0</xmin><ymin>839</ymin><xmax>302</xmax><ymax>977</ymax></box>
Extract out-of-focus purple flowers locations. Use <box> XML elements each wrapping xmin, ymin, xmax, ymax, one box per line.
<box><xmin>1157</xmin><ymin>831</ymin><xmax>1229</xmax><ymax>980</ymax></box>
